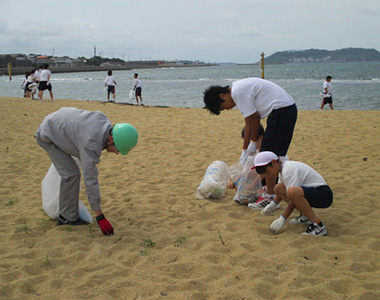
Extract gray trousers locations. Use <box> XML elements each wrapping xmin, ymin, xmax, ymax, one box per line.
<box><xmin>36</xmin><ymin>132</ymin><xmax>80</xmax><ymax>221</ymax></box>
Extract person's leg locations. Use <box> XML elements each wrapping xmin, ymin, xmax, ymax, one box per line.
<box><xmin>48</xmin><ymin>86</ymin><xmax>54</xmax><ymax>101</ymax></box>
<box><xmin>286</xmin><ymin>187</ymin><xmax>318</xmax><ymax>222</ymax></box>
<box><xmin>36</xmin><ymin>134</ymin><xmax>81</xmax><ymax>221</ymax></box>
<box><xmin>320</xmin><ymin>100</ymin><xmax>325</xmax><ymax>110</ymax></box>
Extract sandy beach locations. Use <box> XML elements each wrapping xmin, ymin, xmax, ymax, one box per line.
<box><xmin>1</xmin><ymin>96</ymin><xmax>380</xmax><ymax>300</ymax></box>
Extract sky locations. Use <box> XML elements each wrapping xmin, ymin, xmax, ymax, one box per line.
<box><xmin>1</xmin><ymin>0</ymin><xmax>380</xmax><ymax>63</ymax></box>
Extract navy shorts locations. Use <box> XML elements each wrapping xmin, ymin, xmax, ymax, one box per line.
<box><xmin>323</xmin><ymin>96</ymin><xmax>333</xmax><ymax>104</ymax></box>
<box><xmin>302</xmin><ymin>185</ymin><xmax>333</xmax><ymax>208</ymax></box>
<box><xmin>135</xmin><ymin>87</ymin><xmax>142</xmax><ymax>96</ymax></box>
<box><xmin>261</xmin><ymin>103</ymin><xmax>297</xmax><ymax>156</ymax></box>
<box><xmin>38</xmin><ymin>81</ymin><xmax>52</xmax><ymax>91</ymax></box>
<box><xmin>108</xmin><ymin>85</ymin><xmax>115</xmax><ymax>94</ymax></box>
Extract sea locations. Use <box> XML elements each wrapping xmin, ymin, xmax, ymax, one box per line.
<box><xmin>1</xmin><ymin>61</ymin><xmax>380</xmax><ymax>110</ymax></box>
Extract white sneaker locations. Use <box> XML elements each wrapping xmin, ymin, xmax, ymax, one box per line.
<box><xmin>302</xmin><ymin>221</ymin><xmax>327</xmax><ymax>236</ymax></box>
<box><xmin>289</xmin><ymin>214</ymin><xmax>310</xmax><ymax>224</ymax></box>
<box><xmin>248</xmin><ymin>195</ymin><xmax>280</xmax><ymax>211</ymax></box>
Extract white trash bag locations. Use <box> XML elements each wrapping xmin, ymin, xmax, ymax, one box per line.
<box><xmin>41</xmin><ymin>159</ymin><xmax>93</xmax><ymax>223</ymax></box>
<box><xmin>129</xmin><ymin>89</ymin><xmax>135</xmax><ymax>100</ymax></box>
<box><xmin>230</xmin><ymin>155</ymin><xmax>263</xmax><ymax>205</ymax></box>
<box><xmin>196</xmin><ymin>161</ymin><xmax>231</xmax><ymax>199</ymax></box>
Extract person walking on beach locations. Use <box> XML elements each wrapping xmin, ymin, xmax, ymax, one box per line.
<box><xmin>203</xmin><ymin>78</ymin><xmax>297</xmax><ymax>211</ymax></box>
<box><xmin>321</xmin><ymin>76</ymin><xmax>334</xmax><ymax>110</ymax></box>
<box><xmin>36</xmin><ymin>107</ymin><xmax>138</xmax><ymax>236</ymax></box>
<box><xmin>38</xmin><ymin>64</ymin><xmax>54</xmax><ymax>102</ymax></box>
<box><xmin>252</xmin><ymin>151</ymin><xmax>333</xmax><ymax>236</ymax></box>
<box><xmin>105</xmin><ymin>70</ymin><xmax>117</xmax><ymax>102</ymax></box>
<box><xmin>133</xmin><ymin>73</ymin><xmax>143</xmax><ymax>105</ymax></box>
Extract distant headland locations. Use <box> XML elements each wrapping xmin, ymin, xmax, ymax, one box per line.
<box><xmin>263</xmin><ymin>47</ymin><xmax>380</xmax><ymax>64</ymax></box>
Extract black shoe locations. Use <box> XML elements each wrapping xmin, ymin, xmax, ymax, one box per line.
<box><xmin>57</xmin><ymin>214</ymin><xmax>89</xmax><ymax>226</ymax></box>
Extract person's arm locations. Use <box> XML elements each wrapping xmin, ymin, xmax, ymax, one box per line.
<box><xmin>244</xmin><ymin>112</ymin><xmax>260</xmax><ymax>151</ymax></box>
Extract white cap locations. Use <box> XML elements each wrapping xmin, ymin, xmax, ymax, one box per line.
<box><xmin>251</xmin><ymin>151</ymin><xmax>279</xmax><ymax>169</ymax></box>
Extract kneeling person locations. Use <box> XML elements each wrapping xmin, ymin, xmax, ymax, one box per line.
<box><xmin>252</xmin><ymin>151</ymin><xmax>333</xmax><ymax>236</ymax></box>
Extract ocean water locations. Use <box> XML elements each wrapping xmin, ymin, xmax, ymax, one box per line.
<box><xmin>1</xmin><ymin>61</ymin><xmax>380</xmax><ymax>110</ymax></box>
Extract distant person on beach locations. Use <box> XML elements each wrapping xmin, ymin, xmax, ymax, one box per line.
<box><xmin>105</xmin><ymin>70</ymin><xmax>117</xmax><ymax>102</ymax></box>
<box><xmin>38</xmin><ymin>64</ymin><xmax>54</xmax><ymax>102</ymax></box>
<box><xmin>24</xmin><ymin>69</ymin><xmax>36</xmax><ymax>99</ymax></box>
<box><xmin>203</xmin><ymin>78</ymin><xmax>297</xmax><ymax>211</ymax></box>
<box><xmin>34</xmin><ymin>65</ymin><xmax>43</xmax><ymax>84</ymax></box>
<box><xmin>133</xmin><ymin>73</ymin><xmax>143</xmax><ymax>105</ymax></box>
<box><xmin>252</xmin><ymin>151</ymin><xmax>333</xmax><ymax>236</ymax></box>
<box><xmin>321</xmin><ymin>76</ymin><xmax>333</xmax><ymax>110</ymax></box>
<box><xmin>36</xmin><ymin>107</ymin><xmax>138</xmax><ymax>236</ymax></box>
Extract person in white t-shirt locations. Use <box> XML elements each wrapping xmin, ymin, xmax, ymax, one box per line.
<box><xmin>321</xmin><ymin>76</ymin><xmax>333</xmax><ymax>110</ymax></box>
<box><xmin>252</xmin><ymin>151</ymin><xmax>333</xmax><ymax>236</ymax></box>
<box><xmin>38</xmin><ymin>64</ymin><xmax>54</xmax><ymax>102</ymax></box>
<box><xmin>105</xmin><ymin>70</ymin><xmax>117</xmax><ymax>102</ymax></box>
<box><xmin>133</xmin><ymin>73</ymin><xmax>143</xmax><ymax>105</ymax></box>
<box><xmin>203</xmin><ymin>78</ymin><xmax>297</xmax><ymax>210</ymax></box>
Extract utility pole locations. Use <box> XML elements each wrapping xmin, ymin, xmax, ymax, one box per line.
<box><xmin>94</xmin><ymin>46</ymin><xmax>96</xmax><ymax>57</ymax></box>
<box><xmin>260</xmin><ymin>52</ymin><xmax>265</xmax><ymax>79</ymax></box>
<box><xmin>8</xmin><ymin>62</ymin><xmax>12</xmax><ymax>81</ymax></box>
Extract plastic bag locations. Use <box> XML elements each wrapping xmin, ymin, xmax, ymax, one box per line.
<box><xmin>41</xmin><ymin>159</ymin><xmax>93</xmax><ymax>223</ymax></box>
<box><xmin>196</xmin><ymin>161</ymin><xmax>231</xmax><ymax>199</ymax></box>
<box><xmin>230</xmin><ymin>155</ymin><xmax>263</xmax><ymax>205</ymax></box>
<box><xmin>129</xmin><ymin>89</ymin><xmax>135</xmax><ymax>100</ymax></box>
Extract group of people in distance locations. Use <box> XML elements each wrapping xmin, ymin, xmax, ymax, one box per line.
<box><xmin>203</xmin><ymin>77</ymin><xmax>333</xmax><ymax>236</ymax></box>
<box><xmin>21</xmin><ymin>64</ymin><xmax>54</xmax><ymax>102</ymax></box>
<box><xmin>104</xmin><ymin>71</ymin><xmax>143</xmax><ymax>105</ymax></box>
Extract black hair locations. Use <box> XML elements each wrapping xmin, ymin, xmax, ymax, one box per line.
<box><xmin>134</xmin><ymin>73</ymin><xmax>138</xmax><ymax>77</ymax></box>
<box><xmin>108</xmin><ymin>70</ymin><xmax>112</xmax><ymax>76</ymax></box>
<box><xmin>241</xmin><ymin>124</ymin><xmax>265</xmax><ymax>139</ymax></box>
<box><xmin>255</xmin><ymin>162</ymin><xmax>273</xmax><ymax>175</ymax></box>
<box><xmin>203</xmin><ymin>85</ymin><xmax>229</xmax><ymax>115</ymax></box>
<box><xmin>43</xmin><ymin>64</ymin><xmax>49</xmax><ymax>69</ymax></box>
<box><xmin>326</xmin><ymin>75</ymin><xmax>332</xmax><ymax>80</ymax></box>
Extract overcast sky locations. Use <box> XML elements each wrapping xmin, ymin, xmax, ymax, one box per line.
<box><xmin>1</xmin><ymin>0</ymin><xmax>379</xmax><ymax>63</ymax></box>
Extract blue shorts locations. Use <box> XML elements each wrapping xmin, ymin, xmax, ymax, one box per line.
<box><xmin>261</xmin><ymin>103</ymin><xmax>297</xmax><ymax>157</ymax></box>
<box><xmin>323</xmin><ymin>96</ymin><xmax>333</xmax><ymax>104</ymax></box>
<box><xmin>302</xmin><ymin>185</ymin><xmax>333</xmax><ymax>208</ymax></box>
<box><xmin>108</xmin><ymin>85</ymin><xmax>115</xmax><ymax>94</ymax></box>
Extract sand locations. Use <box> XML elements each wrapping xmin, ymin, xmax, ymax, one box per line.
<box><xmin>0</xmin><ymin>96</ymin><xmax>380</xmax><ymax>300</ymax></box>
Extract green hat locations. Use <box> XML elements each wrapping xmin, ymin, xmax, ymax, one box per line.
<box><xmin>112</xmin><ymin>123</ymin><xmax>138</xmax><ymax>155</ymax></box>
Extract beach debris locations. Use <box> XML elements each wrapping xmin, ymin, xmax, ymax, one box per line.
<box><xmin>363</xmin><ymin>157</ymin><xmax>368</xmax><ymax>161</ymax></box>
<box><xmin>218</xmin><ymin>230</ymin><xmax>226</xmax><ymax>245</ymax></box>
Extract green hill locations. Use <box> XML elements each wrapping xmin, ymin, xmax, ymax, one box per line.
<box><xmin>265</xmin><ymin>48</ymin><xmax>380</xmax><ymax>64</ymax></box>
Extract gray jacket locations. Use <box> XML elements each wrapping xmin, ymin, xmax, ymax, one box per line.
<box><xmin>37</xmin><ymin>107</ymin><xmax>113</xmax><ymax>211</ymax></box>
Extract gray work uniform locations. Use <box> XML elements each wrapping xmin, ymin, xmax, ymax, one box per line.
<box><xmin>36</xmin><ymin>107</ymin><xmax>112</xmax><ymax>221</ymax></box>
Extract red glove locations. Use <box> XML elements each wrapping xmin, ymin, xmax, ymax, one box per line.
<box><xmin>96</xmin><ymin>214</ymin><xmax>114</xmax><ymax>236</ymax></box>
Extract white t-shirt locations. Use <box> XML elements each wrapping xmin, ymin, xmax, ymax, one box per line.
<box><xmin>279</xmin><ymin>161</ymin><xmax>327</xmax><ymax>190</ymax></box>
<box><xmin>34</xmin><ymin>69</ymin><xmax>42</xmax><ymax>81</ymax></box>
<box><xmin>40</xmin><ymin>69</ymin><xmax>51</xmax><ymax>81</ymax></box>
<box><xmin>323</xmin><ymin>81</ymin><xmax>332</xmax><ymax>96</ymax></box>
<box><xmin>105</xmin><ymin>76</ymin><xmax>116</xmax><ymax>86</ymax></box>
<box><xmin>231</xmin><ymin>78</ymin><xmax>295</xmax><ymax>118</ymax></box>
<box><xmin>133</xmin><ymin>78</ymin><xmax>142</xmax><ymax>88</ymax></box>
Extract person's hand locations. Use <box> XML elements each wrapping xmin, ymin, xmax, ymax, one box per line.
<box><xmin>247</xmin><ymin>141</ymin><xmax>257</xmax><ymax>156</ymax></box>
<box><xmin>96</xmin><ymin>214</ymin><xmax>114</xmax><ymax>236</ymax></box>
<box><xmin>239</xmin><ymin>150</ymin><xmax>248</xmax><ymax>164</ymax></box>
<box><xmin>269</xmin><ymin>215</ymin><xmax>286</xmax><ymax>234</ymax></box>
